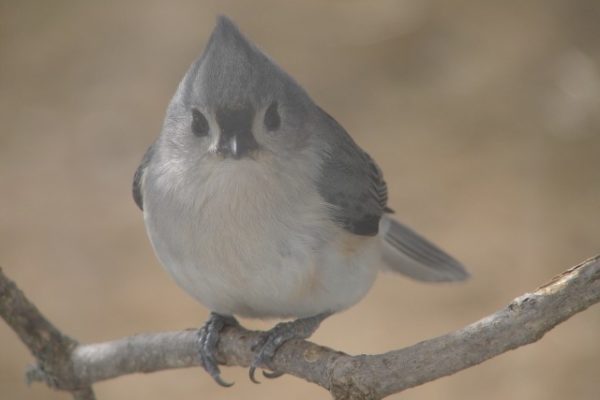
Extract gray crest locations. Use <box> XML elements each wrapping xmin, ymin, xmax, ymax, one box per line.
<box><xmin>172</xmin><ymin>16</ymin><xmax>311</xmax><ymax>112</ymax></box>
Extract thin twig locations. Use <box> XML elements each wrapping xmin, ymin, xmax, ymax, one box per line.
<box><xmin>2</xmin><ymin>255</ymin><xmax>599</xmax><ymax>400</ymax></box>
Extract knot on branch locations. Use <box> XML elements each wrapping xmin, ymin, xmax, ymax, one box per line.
<box><xmin>329</xmin><ymin>355</ymin><xmax>379</xmax><ymax>400</ymax></box>
<box><xmin>18</xmin><ymin>330</ymin><xmax>87</xmax><ymax>392</ymax></box>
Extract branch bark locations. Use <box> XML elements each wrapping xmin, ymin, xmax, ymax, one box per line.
<box><xmin>1</xmin><ymin>254</ymin><xmax>599</xmax><ymax>400</ymax></box>
<box><xmin>0</xmin><ymin>268</ymin><xmax>96</xmax><ymax>400</ymax></box>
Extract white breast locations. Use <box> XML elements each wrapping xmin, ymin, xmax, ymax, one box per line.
<box><xmin>143</xmin><ymin>152</ymin><xmax>380</xmax><ymax>319</ymax></box>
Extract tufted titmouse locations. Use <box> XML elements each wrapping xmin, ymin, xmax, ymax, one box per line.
<box><xmin>133</xmin><ymin>16</ymin><xmax>468</xmax><ymax>385</ymax></box>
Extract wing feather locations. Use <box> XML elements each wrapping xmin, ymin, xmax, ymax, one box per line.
<box><xmin>315</xmin><ymin>108</ymin><xmax>388</xmax><ymax>236</ymax></box>
<box><xmin>132</xmin><ymin>143</ymin><xmax>156</xmax><ymax>211</ymax></box>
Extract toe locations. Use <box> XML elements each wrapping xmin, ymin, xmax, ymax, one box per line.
<box><xmin>248</xmin><ymin>365</ymin><xmax>261</xmax><ymax>384</ymax></box>
<box><xmin>247</xmin><ymin>313</ymin><xmax>330</xmax><ymax>383</ymax></box>
<box><xmin>197</xmin><ymin>313</ymin><xmax>238</xmax><ymax>387</ymax></box>
<box><xmin>263</xmin><ymin>370</ymin><xmax>284</xmax><ymax>379</ymax></box>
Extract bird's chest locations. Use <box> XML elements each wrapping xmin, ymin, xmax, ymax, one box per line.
<box><xmin>191</xmin><ymin>175</ymin><xmax>320</xmax><ymax>270</ymax></box>
<box><xmin>144</xmin><ymin>160</ymin><xmax>336</xmax><ymax>316</ymax></box>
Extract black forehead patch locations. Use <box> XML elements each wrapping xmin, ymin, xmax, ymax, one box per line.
<box><xmin>216</xmin><ymin>106</ymin><xmax>254</xmax><ymax>137</ymax></box>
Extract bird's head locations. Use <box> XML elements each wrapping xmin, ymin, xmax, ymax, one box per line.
<box><xmin>161</xmin><ymin>16</ymin><xmax>317</xmax><ymax>163</ymax></box>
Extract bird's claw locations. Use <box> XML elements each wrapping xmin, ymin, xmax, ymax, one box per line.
<box><xmin>197</xmin><ymin>313</ymin><xmax>238</xmax><ymax>387</ymax></box>
<box><xmin>248</xmin><ymin>312</ymin><xmax>330</xmax><ymax>383</ymax></box>
<box><xmin>263</xmin><ymin>370</ymin><xmax>284</xmax><ymax>379</ymax></box>
<box><xmin>247</xmin><ymin>365</ymin><xmax>283</xmax><ymax>383</ymax></box>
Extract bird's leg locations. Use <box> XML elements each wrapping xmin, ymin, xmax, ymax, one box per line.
<box><xmin>249</xmin><ymin>312</ymin><xmax>331</xmax><ymax>383</ymax></box>
<box><xmin>197</xmin><ymin>312</ymin><xmax>239</xmax><ymax>387</ymax></box>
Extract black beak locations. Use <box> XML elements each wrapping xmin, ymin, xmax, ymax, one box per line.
<box><xmin>216</xmin><ymin>131</ymin><xmax>258</xmax><ymax>159</ymax></box>
<box><xmin>216</xmin><ymin>106</ymin><xmax>258</xmax><ymax>159</ymax></box>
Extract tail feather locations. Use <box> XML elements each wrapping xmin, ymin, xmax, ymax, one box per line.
<box><xmin>379</xmin><ymin>215</ymin><xmax>469</xmax><ymax>282</ymax></box>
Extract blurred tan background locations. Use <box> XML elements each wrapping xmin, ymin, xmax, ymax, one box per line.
<box><xmin>1</xmin><ymin>1</ymin><xmax>599</xmax><ymax>399</ymax></box>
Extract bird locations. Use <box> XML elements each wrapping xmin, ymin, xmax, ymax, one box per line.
<box><xmin>133</xmin><ymin>15</ymin><xmax>468</xmax><ymax>386</ymax></box>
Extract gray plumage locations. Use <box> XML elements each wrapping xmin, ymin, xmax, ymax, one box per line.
<box><xmin>315</xmin><ymin>106</ymin><xmax>388</xmax><ymax>236</ymax></box>
<box><xmin>133</xmin><ymin>15</ymin><xmax>469</xmax><ymax>385</ymax></box>
<box><xmin>133</xmin><ymin>143</ymin><xmax>155</xmax><ymax>210</ymax></box>
<box><xmin>380</xmin><ymin>216</ymin><xmax>469</xmax><ymax>281</ymax></box>
<box><xmin>133</xmin><ymin>17</ymin><xmax>468</xmax><ymax>301</ymax></box>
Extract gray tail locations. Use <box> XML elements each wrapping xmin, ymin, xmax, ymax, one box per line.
<box><xmin>379</xmin><ymin>215</ymin><xmax>469</xmax><ymax>282</ymax></box>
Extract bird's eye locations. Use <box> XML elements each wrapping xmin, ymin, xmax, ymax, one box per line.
<box><xmin>191</xmin><ymin>108</ymin><xmax>209</xmax><ymax>137</ymax></box>
<box><xmin>264</xmin><ymin>102</ymin><xmax>281</xmax><ymax>131</ymax></box>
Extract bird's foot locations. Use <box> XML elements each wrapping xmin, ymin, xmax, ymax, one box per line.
<box><xmin>249</xmin><ymin>312</ymin><xmax>330</xmax><ymax>383</ymax></box>
<box><xmin>198</xmin><ymin>312</ymin><xmax>239</xmax><ymax>387</ymax></box>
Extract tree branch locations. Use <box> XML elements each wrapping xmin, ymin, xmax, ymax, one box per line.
<box><xmin>0</xmin><ymin>267</ymin><xmax>96</xmax><ymax>400</ymax></box>
<box><xmin>2</xmin><ymin>255</ymin><xmax>599</xmax><ymax>400</ymax></box>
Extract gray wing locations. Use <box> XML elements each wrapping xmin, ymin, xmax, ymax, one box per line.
<box><xmin>132</xmin><ymin>143</ymin><xmax>155</xmax><ymax>211</ymax></box>
<box><xmin>316</xmin><ymin>108</ymin><xmax>388</xmax><ymax>236</ymax></box>
<box><xmin>315</xmin><ymin>108</ymin><xmax>469</xmax><ymax>282</ymax></box>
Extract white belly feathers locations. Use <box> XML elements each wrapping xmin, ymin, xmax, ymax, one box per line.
<box><xmin>143</xmin><ymin>155</ymin><xmax>380</xmax><ymax>319</ymax></box>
